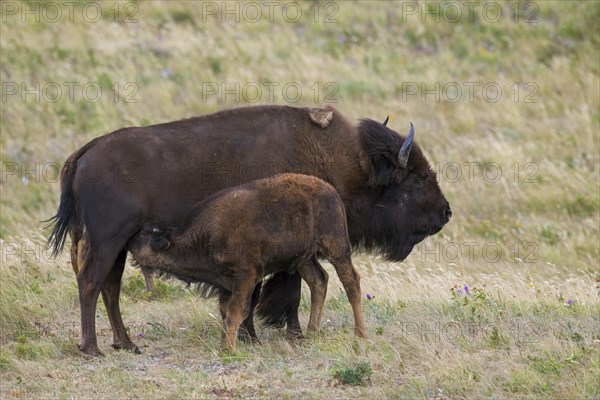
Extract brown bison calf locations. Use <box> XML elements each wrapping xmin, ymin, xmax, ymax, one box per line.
<box><xmin>127</xmin><ymin>173</ymin><xmax>366</xmax><ymax>349</ymax></box>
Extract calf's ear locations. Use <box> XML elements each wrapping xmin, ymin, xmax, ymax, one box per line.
<box><xmin>151</xmin><ymin>237</ymin><xmax>171</xmax><ymax>251</ymax></box>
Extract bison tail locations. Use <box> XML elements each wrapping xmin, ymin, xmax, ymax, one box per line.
<box><xmin>256</xmin><ymin>272</ymin><xmax>302</xmax><ymax>328</ymax></box>
<box><xmin>45</xmin><ymin>138</ymin><xmax>99</xmax><ymax>258</ymax></box>
<box><xmin>44</xmin><ymin>161</ymin><xmax>78</xmax><ymax>257</ymax></box>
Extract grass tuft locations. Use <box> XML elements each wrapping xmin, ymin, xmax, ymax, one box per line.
<box><xmin>332</xmin><ymin>361</ymin><xmax>372</xmax><ymax>386</ymax></box>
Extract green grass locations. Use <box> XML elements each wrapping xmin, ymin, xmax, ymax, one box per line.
<box><xmin>1</xmin><ymin>1</ymin><xmax>599</xmax><ymax>398</ymax></box>
<box><xmin>332</xmin><ymin>361</ymin><xmax>373</xmax><ymax>386</ymax></box>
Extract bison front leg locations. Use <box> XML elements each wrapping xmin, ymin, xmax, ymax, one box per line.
<box><xmin>217</xmin><ymin>290</ymin><xmax>230</xmax><ymax>343</ymax></box>
<box><xmin>238</xmin><ymin>282</ymin><xmax>261</xmax><ymax>344</ymax></box>
<box><xmin>217</xmin><ymin>286</ymin><xmax>260</xmax><ymax>344</ymax></box>
<box><xmin>222</xmin><ymin>276</ymin><xmax>257</xmax><ymax>351</ymax></box>
<box><xmin>297</xmin><ymin>258</ymin><xmax>328</xmax><ymax>334</ymax></box>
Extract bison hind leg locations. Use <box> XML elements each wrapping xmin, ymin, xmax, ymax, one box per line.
<box><xmin>103</xmin><ymin>250</ymin><xmax>140</xmax><ymax>353</ymax></box>
<box><xmin>297</xmin><ymin>258</ymin><xmax>328</xmax><ymax>334</ymax></box>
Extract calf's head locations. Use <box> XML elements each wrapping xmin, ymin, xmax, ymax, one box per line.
<box><xmin>351</xmin><ymin>119</ymin><xmax>451</xmax><ymax>261</ymax></box>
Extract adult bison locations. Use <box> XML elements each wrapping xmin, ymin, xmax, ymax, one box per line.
<box><xmin>47</xmin><ymin>105</ymin><xmax>451</xmax><ymax>355</ymax></box>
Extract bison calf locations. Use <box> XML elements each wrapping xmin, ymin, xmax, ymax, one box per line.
<box><xmin>127</xmin><ymin>173</ymin><xmax>366</xmax><ymax>349</ymax></box>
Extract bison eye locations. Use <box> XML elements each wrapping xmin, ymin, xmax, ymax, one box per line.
<box><xmin>415</xmin><ymin>173</ymin><xmax>428</xmax><ymax>187</ymax></box>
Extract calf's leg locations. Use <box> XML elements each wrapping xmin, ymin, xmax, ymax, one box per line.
<box><xmin>297</xmin><ymin>258</ymin><xmax>328</xmax><ymax>334</ymax></box>
<box><xmin>217</xmin><ymin>290</ymin><xmax>230</xmax><ymax>342</ymax></box>
<box><xmin>222</xmin><ymin>275</ymin><xmax>257</xmax><ymax>350</ymax></box>
<box><xmin>238</xmin><ymin>282</ymin><xmax>261</xmax><ymax>344</ymax></box>
<box><xmin>216</xmin><ymin>287</ymin><xmax>260</xmax><ymax>344</ymax></box>
<box><xmin>140</xmin><ymin>266</ymin><xmax>155</xmax><ymax>292</ymax></box>
<box><xmin>328</xmin><ymin>254</ymin><xmax>367</xmax><ymax>338</ymax></box>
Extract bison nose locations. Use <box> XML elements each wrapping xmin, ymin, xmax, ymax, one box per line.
<box><xmin>442</xmin><ymin>202</ymin><xmax>452</xmax><ymax>223</ymax></box>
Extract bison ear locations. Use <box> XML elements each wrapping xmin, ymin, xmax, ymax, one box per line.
<box><xmin>309</xmin><ymin>108</ymin><xmax>334</xmax><ymax>128</ymax></box>
<box><xmin>151</xmin><ymin>237</ymin><xmax>171</xmax><ymax>251</ymax></box>
<box><xmin>359</xmin><ymin>119</ymin><xmax>410</xmax><ymax>186</ymax></box>
<box><xmin>382</xmin><ymin>116</ymin><xmax>389</xmax><ymax>126</ymax></box>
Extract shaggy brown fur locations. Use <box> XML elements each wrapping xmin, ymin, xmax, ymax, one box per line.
<box><xmin>47</xmin><ymin>105</ymin><xmax>449</xmax><ymax>355</ymax></box>
<box><xmin>127</xmin><ymin>174</ymin><xmax>366</xmax><ymax>349</ymax></box>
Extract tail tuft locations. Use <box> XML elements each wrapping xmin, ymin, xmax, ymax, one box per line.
<box><xmin>45</xmin><ymin>162</ymin><xmax>77</xmax><ymax>257</ymax></box>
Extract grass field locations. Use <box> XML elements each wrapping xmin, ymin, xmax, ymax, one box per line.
<box><xmin>1</xmin><ymin>1</ymin><xmax>599</xmax><ymax>398</ymax></box>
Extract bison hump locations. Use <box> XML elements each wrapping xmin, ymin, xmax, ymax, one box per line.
<box><xmin>308</xmin><ymin>108</ymin><xmax>334</xmax><ymax>128</ymax></box>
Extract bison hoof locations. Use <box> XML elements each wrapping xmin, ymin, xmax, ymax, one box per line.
<box><xmin>111</xmin><ymin>342</ymin><xmax>141</xmax><ymax>354</ymax></box>
<box><xmin>307</xmin><ymin>325</ymin><xmax>321</xmax><ymax>335</ymax></box>
<box><xmin>286</xmin><ymin>331</ymin><xmax>305</xmax><ymax>342</ymax></box>
<box><xmin>238</xmin><ymin>334</ymin><xmax>262</xmax><ymax>345</ymax></box>
<box><xmin>238</xmin><ymin>329</ymin><xmax>261</xmax><ymax>345</ymax></box>
<box><xmin>355</xmin><ymin>328</ymin><xmax>368</xmax><ymax>339</ymax></box>
<box><xmin>220</xmin><ymin>342</ymin><xmax>237</xmax><ymax>353</ymax></box>
<box><xmin>79</xmin><ymin>344</ymin><xmax>104</xmax><ymax>357</ymax></box>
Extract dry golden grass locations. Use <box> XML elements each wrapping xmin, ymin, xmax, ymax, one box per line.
<box><xmin>1</xmin><ymin>1</ymin><xmax>599</xmax><ymax>398</ymax></box>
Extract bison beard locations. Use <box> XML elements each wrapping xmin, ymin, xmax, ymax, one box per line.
<box><xmin>256</xmin><ymin>272</ymin><xmax>302</xmax><ymax>329</ymax></box>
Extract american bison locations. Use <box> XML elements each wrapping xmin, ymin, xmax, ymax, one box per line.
<box><xmin>127</xmin><ymin>173</ymin><xmax>366</xmax><ymax>349</ymax></box>
<box><xmin>47</xmin><ymin>105</ymin><xmax>450</xmax><ymax>355</ymax></box>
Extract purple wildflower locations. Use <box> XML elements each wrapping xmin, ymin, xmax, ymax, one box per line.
<box><xmin>160</xmin><ymin>69</ymin><xmax>173</xmax><ymax>79</ymax></box>
<box><xmin>566</xmin><ymin>299</ymin><xmax>574</xmax><ymax>306</ymax></box>
<box><xmin>463</xmin><ymin>284</ymin><xmax>470</xmax><ymax>294</ymax></box>
<box><xmin>137</xmin><ymin>333</ymin><xmax>144</xmax><ymax>338</ymax></box>
<box><xmin>366</xmin><ymin>293</ymin><xmax>372</xmax><ymax>300</ymax></box>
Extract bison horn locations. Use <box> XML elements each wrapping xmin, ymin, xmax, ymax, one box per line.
<box><xmin>382</xmin><ymin>116</ymin><xmax>389</xmax><ymax>126</ymax></box>
<box><xmin>398</xmin><ymin>122</ymin><xmax>414</xmax><ymax>169</ymax></box>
